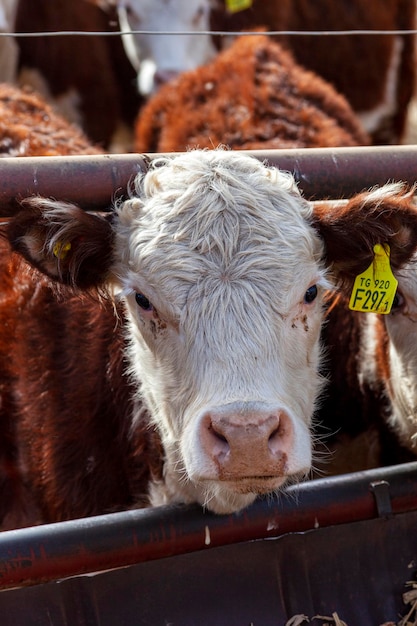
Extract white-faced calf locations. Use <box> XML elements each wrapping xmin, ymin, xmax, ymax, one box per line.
<box><xmin>2</xmin><ymin>150</ymin><xmax>417</xmax><ymax>527</ymax></box>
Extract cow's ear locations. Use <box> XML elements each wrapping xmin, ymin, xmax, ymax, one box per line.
<box><xmin>6</xmin><ymin>197</ymin><xmax>115</xmax><ymax>289</ymax></box>
<box><xmin>311</xmin><ymin>183</ymin><xmax>417</xmax><ymax>288</ymax></box>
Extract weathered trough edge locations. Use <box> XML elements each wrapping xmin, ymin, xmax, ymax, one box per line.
<box><xmin>0</xmin><ymin>461</ymin><xmax>416</xmax><ymax>591</ymax></box>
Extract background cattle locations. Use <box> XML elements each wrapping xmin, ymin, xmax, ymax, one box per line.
<box><xmin>14</xmin><ymin>0</ymin><xmax>141</xmax><ymax>150</ymax></box>
<box><xmin>95</xmin><ymin>0</ymin><xmax>415</xmax><ymax>144</ymax></box>
<box><xmin>91</xmin><ymin>0</ymin><xmax>218</xmax><ymax>95</ymax></box>
<box><xmin>134</xmin><ymin>35</ymin><xmax>370</xmax><ymax>153</ymax></box>
<box><xmin>8</xmin><ymin>0</ymin><xmax>416</xmax><ymax>148</ymax></box>
<box><xmin>2</xmin><ymin>140</ymin><xmax>417</xmax><ymax>528</ymax></box>
<box><xmin>0</xmin><ymin>82</ymin><xmax>103</xmax><ymax>156</ymax></box>
<box><xmin>211</xmin><ymin>0</ymin><xmax>416</xmax><ymax>144</ymax></box>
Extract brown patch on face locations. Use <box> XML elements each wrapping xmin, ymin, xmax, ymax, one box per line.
<box><xmin>149</xmin><ymin>312</ymin><xmax>167</xmax><ymax>338</ymax></box>
<box><xmin>301</xmin><ymin>314</ymin><xmax>309</xmax><ymax>332</ymax></box>
<box><xmin>291</xmin><ymin>314</ymin><xmax>309</xmax><ymax>332</ymax></box>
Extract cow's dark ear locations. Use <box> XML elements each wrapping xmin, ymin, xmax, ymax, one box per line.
<box><xmin>311</xmin><ymin>183</ymin><xmax>417</xmax><ymax>288</ymax></box>
<box><xmin>6</xmin><ymin>197</ymin><xmax>115</xmax><ymax>289</ymax></box>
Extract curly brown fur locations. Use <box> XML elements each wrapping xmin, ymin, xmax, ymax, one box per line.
<box><xmin>0</xmin><ymin>83</ymin><xmax>102</xmax><ymax>156</ymax></box>
<box><xmin>135</xmin><ymin>35</ymin><xmax>369</xmax><ymax>153</ymax></box>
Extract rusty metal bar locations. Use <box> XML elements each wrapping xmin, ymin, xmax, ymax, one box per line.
<box><xmin>0</xmin><ymin>153</ymin><xmax>150</xmax><ymax>217</ymax></box>
<box><xmin>0</xmin><ymin>461</ymin><xmax>416</xmax><ymax>591</ymax></box>
<box><xmin>0</xmin><ymin>146</ymin><xmax>417</xmax><ymax>216</ymax></box>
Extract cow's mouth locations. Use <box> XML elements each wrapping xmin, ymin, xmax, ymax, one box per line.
<box><xmin>218</xmin><ymin>475</ymin><xmax>287</xmax><ymax>495</ymax></box>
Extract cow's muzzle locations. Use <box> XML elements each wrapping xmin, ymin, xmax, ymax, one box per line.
<box><xmin>199</xmin><ymin>403</ymin><xmax>295</xmax><ymax>482</ymax></box>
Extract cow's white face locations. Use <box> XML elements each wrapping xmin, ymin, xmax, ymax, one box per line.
<box><xmin>114</xmin><ymin>151</ymin><xmax>329</xmax><ymax>513</ymax></box>
<box><xmin>371</xmin><ymin>256</ymin><xmax>417</xmax><ymax>451</ymax></box>
<box><xmin>117</xmin><ymin>0</ymin><xmax>217</xmax><ymax>94</ymax></box>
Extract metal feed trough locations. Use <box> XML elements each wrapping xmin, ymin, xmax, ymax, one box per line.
<box><xmin>1</xmin><ymin>147</ymin><xmax>417</xmax><ymax>625</ymax></box>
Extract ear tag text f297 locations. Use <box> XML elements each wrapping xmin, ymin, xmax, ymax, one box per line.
<box><xmin>225</xmin><ymin>0</ymin><xmax>252</xmax><ymax>13</ymax></box>
<box><xmin>349</xmin><ymin>243</ymin><xmax>398</xmax><ymax>314</ymax></box>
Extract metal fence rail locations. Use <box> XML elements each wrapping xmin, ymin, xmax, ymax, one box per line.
<box><xmin>0</xmin><ymin>461</ymin><xmax>416</xmax><ymax>591</ymax></box>
<box><xmin>0</xmin><ymin>145</ymin><xmax>417</xmax><ymax>216</ymax></box>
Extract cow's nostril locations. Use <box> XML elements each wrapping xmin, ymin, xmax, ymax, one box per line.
<box><xmin>268</xmin><ymin>423</ymin><xmax>283</xmax><ymax>454</ymax></box>
<box><xmin>208</xmin><ymin>422</ymin><xmax>230</xmax><ymax>454</ymax></box>
<box><xmin>268</xmin><ymin>424</ymin><xmax>281</xmax><ymax>441</ymax></box>
<box><xmin>268</xmin><ymin>412</ymin><xmax>292</xmax><ymax>455</ymax></box>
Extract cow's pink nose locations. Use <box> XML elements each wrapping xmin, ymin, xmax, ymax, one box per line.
<box><xmin>201</xmin><ymin>409</ymin><xmax>293</xmax><ymax>480</ymax></box>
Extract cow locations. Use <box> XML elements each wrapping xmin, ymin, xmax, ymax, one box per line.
<box><xmin>0</xmin><ymin>82</ymin><xmax>103</xmax><ymax>156</ymax></box>
<box><xmin>0</xmin><ymin>81</ymin><xmax>104</xmax><ymax>529</ymax></box>
<box><xmin>2</xmin><ymin>147</ymin><xmax>417</xmax><ymax>529</ymax></box>
<box><xmin>131</xmin><ymin>31</ymin><xmax>417</xmax><ymax>479</ymax></box>
<box><xmin>366</xmin><ymin>258</ymin><xmax>417</xmax><ymax>459</ymax></box>
<box><xmin>91</xmin><ymin>0</ymin><xmax>217</xmax><ymax>95</ymax></box>
<box><xmin>96</xmin><ymin>0</ymin><xmax>415</xmax><ymax>144</ymax></box>
<box><xmin>134</xmin><ymin>35</ymin><xmax>370</xmax><ymax>153</ymax></box>
<box><xmin>210</xmin><ymin>0</ymin><xmax>416</xmax><ymax>144</ymax></box>
<box><xmin>314</xmin><ymin>247</ymin><xmax>417</xmax><ymax>477</ymax></box>
<box><xmin>15</xmin><ymin>0</ymin><xmax>142</xmax><ymax>150</ymax></box>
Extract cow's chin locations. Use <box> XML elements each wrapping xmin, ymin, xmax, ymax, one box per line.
<box><xmin>149</xmin><ymin>473</ymin><xmax>291</xmax><ymax>514</ymax></box>
<box><xmin>197</xmin><ymin>476</ymin><xmax>288</xmax><ymax>515</ymax></box>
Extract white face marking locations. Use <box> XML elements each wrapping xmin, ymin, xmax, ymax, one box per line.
<box><xmin>117</xmin><ymin>0</ymin><xmax>217</xmax><ymax>94</ymax></box>
<box><xmin>114</xmin><ymin>151</ymin><xmax>330</xmax><ymax>513</ymax></box>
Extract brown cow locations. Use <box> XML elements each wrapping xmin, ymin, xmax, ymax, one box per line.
<box><xmin>134</xmin><ymin>35</ymin><xmax>370</xmax><ymax>153</ymax></box>
<box><xmin>314</xmin><ymin>228</ymin><xmax>417</xmax><ymax>477</ymax></box>
<box><xmin>210</xmin><ymin>0</ymin><xmax>416</xmax><ymax>144</ymax></box>
<box><xmin>15</xmin><ymin>0</ymin><xmax>142</xmax><ymax>150</ymax></box>
<box><xmin>0</xmin><ymin>82</ymin><xmax>103</xmax><ymax>156</ymax></box>
<box><xmin>0</xmin><ymin>81</ymin><xmax>103</xmax><ymax>529</ymax></box>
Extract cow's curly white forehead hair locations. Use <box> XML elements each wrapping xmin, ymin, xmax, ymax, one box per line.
<box><xmin>114</xmin><ymin>148</ymin><xmax>326</xmax><ymax>329</ymax></box>
<box><xmin>116</xmin><ymin>149</ymin><xmax>318</xmax><ymax>263</ymax></box>
<box><xmin>136</xmin><ymin>148</ymin><xmax>303</xmax><ymax>207</ymax></box>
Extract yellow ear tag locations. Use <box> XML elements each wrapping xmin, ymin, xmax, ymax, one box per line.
<box><xmin>349</xmin><ymin>244</ymin><xmax>398</xmax><ymax>314</ymax></box>
<box><xmin>53</xmin><ymin>241</ymin><xmax>71</xmax><ymax>260</ymax></box>
<box><xmin>225</xmin><ymin>0</ymin><xmax>252</xmax><ymax>13</ymax></box>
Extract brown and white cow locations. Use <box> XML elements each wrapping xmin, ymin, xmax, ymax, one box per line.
<box><xmin>2</xmin><ymin>149</ymin><xmax>417</xmax><ymax>528</ymax></box>
<box><xmin>316</xmin><ymin>243</ymin><xmax>417</xmax><ymax>476</ymax></box>
<box><xmin>93</xmin><ymin>0</ymin><xmax>217</xmax><ymax>95</ymax></box>
<box><xmin>211</xmin><ymin>0</ymin><xmax>416</xmax><ymax>144</ymax></box>
<box><xmin>368</xmin><ymin>259</ymin><xmax>417</xmax><ymax>457</ymax></box>
<box><xmin>96</xmin><ymin>0</ymin><xmax>415</xmax><ymax>143</ymax></box>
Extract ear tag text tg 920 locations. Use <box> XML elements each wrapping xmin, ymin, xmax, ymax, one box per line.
<box><xmin>349</xmin><ymin>243</ymin><xmax>398</xmax><ymax>314</ymax></box>
<box><xmin>225</xmin><ymin>0</ymin><xmax>252</xmax><ymax>13</ymax></box>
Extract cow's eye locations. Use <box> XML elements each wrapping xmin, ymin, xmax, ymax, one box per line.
<box><xmin>304</xmin><ymin>285</ymin><xmax>318</xmax><ymax>304</ymax></box>
<box><xmin>135</xmin><ymin>293</ymin><xmax>153</xmax><ymax>311</ymax></box>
